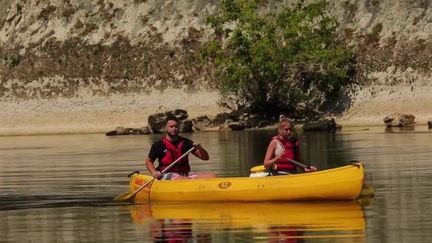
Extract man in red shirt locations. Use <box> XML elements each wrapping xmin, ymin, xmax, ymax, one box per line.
<box><xmin>146</xmin><ymin>116</ymin><xmax>216</xmax><ymax>180</ymax></box>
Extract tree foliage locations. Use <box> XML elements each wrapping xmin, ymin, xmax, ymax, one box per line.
<box><xmin>200</xmin><ymin>0</ymin><xmax>355</xmax><ymax>118</ymax></box>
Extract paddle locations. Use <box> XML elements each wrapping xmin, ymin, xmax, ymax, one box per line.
<box><xmin>114</xmin><ymin>146</ymin><xmax>196</xmax><ymax>202</ymax></box>
<box><xmin>286</xmin><ymin>158</ymin><xmax>309</xmax><ymax>169</ymax></box>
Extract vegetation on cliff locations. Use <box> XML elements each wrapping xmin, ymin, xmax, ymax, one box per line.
<box><xmin>200</xmin><ymin>0</ymin><xmax>355</xmax><ymax>119</ymax></box>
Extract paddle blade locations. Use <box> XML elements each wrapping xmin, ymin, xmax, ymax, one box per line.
<box><xmin>114</xmin><ymin>191</ymin><xmax>134</xmax><ymax>202</ymax></box>
<box><xmin>359</xmin><ymin>184</ymin><xmax>375</xmax><ymax>197</ymax></box>
<box><xmin>250</xmin><ymin>165</ymin><xmax>266</xmax><ymax>173</ymax></box>
<box><xmin>114</xmin><ymin>177</ymin><xmax>155</xmax><ymax>202</ymax></box>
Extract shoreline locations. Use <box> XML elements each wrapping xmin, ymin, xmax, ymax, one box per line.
<box><xmin>0</xmin><ymin>88</ymin><xmax>228</xmax><ymax>136</ymax></box>
<box><xmin>334</xmin><ymin>85</ymin><xmax>432</xmax><ymax>127</ymax></box>
<box><xmin>1</xmin><ymin>85</ymin><xmax>431</xmax><ymax>136</ymax></box>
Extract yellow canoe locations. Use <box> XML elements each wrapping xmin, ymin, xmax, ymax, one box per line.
<box><xmin>128</xmin><ymin>162</ymin><xmax>365</xmax><ymax>203</ymax></box>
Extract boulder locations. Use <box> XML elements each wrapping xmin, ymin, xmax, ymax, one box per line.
<box><xmin>141</xmin><ymin>126</ymin><xmax>151</xmax><ymax>134</ymax></box>
<box><xmin>212</xmin><ymin>112</ymin><xmax>237</xmax><ymax>125</ymax></box>
<box><xmin>428</xmin><ymin>120</ymin><xmax>432</xmax><ymax>130</ymax></box>
<box><xmin>303</xmin><ymin>118</ymin><xmax>340</xmax><ymax>132</ymax></box>
<box><xmin>148</xmin><ymin>109</ymin><xmax>190</xmax><ymax>133</ymax></box>
<box><xmin>106</xmin><ymin>126</ymin><xmax>151</xmax><ymax>136</ymax></box>
<box><xmin>211</xmin><ymin>111</ymin><xmax>274</xmax><ymax>128</ymax></box>
<box><xmin>106</xmin><ymin>126</ymin><xmax>126</xmax><ymax>136</ymax></box>
<box><xmin>106</xmin><ymin>127</ymin><xmax>133</xmax><ymax>136</ymax></box>
<box><xmin>132</xmin><ymin>126</ymin><xmax>151</xmax><ymax>135</ymax></box>
<box><xmin>180</xmin><ymin>119</ymin><xmax>193</xmax><ymax>133</ymax></box>
<box><xmin>228</xmin><ymin>121</ymin><xmax>245</xmax><ymax>131</ymax></box>
<box><xmin>383</xmin><ymin>113</ymin><xmax>415</xmax><ymax>127</ymax></box>
<box><xmin>192</xmin><ymin>115</ymin><xmax>213</xmax><ymax>131</ymax></box>
<box><xmin>168</xmin><ymin>109</ymin><xmax>188</xmax><ymax>120</ymax></box>
<box><xmin>105</xmin><ymin>130</ymin><xmax>118</xmax><ymax>136</ymax></box>
<box><xmin>147</xmin><ymin>113</ymin><xmax>166</xmax><ymax>133</ymax></box>
<box><xmin>241</xmin><ymin>113</ymin><xmax>273</xmax><ymax>128</ymax></box>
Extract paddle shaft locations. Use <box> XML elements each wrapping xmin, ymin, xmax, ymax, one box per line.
<box><xmin>128</xmin><ymin>146</ymin><xmax>196</xmax><ymax>198</ymax></box>
<box><xmin>158</xmin><ymin>146</ymin><xmax>196</xmax><ymax>176</ymax></box>
<box><xmin>286</xmin><ymin>158</ymin><xmax>308</xmax><ymax>169</ymax></box>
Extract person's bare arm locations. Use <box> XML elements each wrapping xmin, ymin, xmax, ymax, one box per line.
<box><xmin>263</xmin><ymin>140</ymin><xmax>281</xmax><ymax>169</ymax></box>
<box><xmin>192</xmin><ymin>143</ymin><xmax>209</xmax><ymax>160</ymax></box>
<box><xmin>146</xmin><ymin>157</ymin><xmax>161</xmax><ymax>179</ymax></box>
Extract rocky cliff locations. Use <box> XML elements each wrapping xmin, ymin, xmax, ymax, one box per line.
<box><xmin>0</xmin><ymin>0</ymin><xmax>220</xmax><ymax>99</ymax></box>
<box><xmin>1</xmin><ymin>0</ymin><xmax>431</xmax><ymax>134</ymax></box>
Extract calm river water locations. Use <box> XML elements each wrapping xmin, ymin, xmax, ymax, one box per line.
<box><xmin>1</xmin><ymin>126</ymin><xmax>432</xmax><ymax>242</ymax></box>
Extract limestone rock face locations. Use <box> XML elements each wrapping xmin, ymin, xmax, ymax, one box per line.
<box><xmin>1</xmin><ymin>0</ymin><xmax>432</xmax><ymax>135</ymax></box>
<box><xmin>1</xmin><ymin>0</ymin><xmax>431</xmax><ymax>101</ymax></box>
<box><xmin>0</xmin><ymin>0</ymin><xmax>216</xmax><ymax>100</ymax></box>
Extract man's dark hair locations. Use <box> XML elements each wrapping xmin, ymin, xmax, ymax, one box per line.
<box><xmin>165</xmin><ymin>115</ymin><xmax>179</xmax><ymax>124</ymax></box>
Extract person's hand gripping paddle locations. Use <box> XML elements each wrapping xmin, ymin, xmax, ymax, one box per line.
<box><xmin>114</xmin><ymin>147</ymin><xmax>196</xmax><ymax>202</ymax></box>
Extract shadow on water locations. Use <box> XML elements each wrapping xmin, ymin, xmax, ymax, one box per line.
<box><xmin>0</xmin><ymin>195</ymin><xmax>128</xmax><ymax>211</ymax></box>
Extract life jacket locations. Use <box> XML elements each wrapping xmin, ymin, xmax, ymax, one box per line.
<box><xmin>158</xmin><ymin>137</ymin><xmax>191</xmax><ymax>173</ymax></box>
<box><xmin>273</xmin><ymin>135</ymin><xmax>299</xmax><ymax>171</ymax></box>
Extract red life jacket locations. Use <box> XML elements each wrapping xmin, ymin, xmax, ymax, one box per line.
<box><xmin>158</xmin><ymin>137</ymin><xmax>191</xmax><ymax>173</ymax></box>
<box><xmin>273</xmin><ymin>136</ymin><xmax>299</xmax><ymax>171</ymax></box>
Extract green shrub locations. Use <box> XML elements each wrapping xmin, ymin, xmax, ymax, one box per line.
<box><xmin>201</xmin><ymin>0</ymin><xmax>355</xmax><ymax>118</ymax></box>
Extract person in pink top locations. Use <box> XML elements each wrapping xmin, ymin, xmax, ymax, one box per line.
<box><xmin>263</xmin><ymin>118</ymin><xmax>317</xmax><ymax>175</ymax></box>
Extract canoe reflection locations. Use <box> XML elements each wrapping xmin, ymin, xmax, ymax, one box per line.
<box><xmin>129</xmin><ymin>201</ymin><xmax>365</xmax><ymax>242</ymax></box>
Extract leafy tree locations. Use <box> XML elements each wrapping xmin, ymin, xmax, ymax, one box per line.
<box><xmin>200</xmin><ymin>0</ymin><xmax>355</xmax><ymax>119</ymax></box>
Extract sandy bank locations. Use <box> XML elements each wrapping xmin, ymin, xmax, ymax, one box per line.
<box><xmin>335</xmin><ymin>85</ymin><xmax>432</xmax><ymax>127</ymax></box>
<box><xmin>0</xmin><ymin>89</ymin><xmax>227</xmax><ymax>136</ymax></box>
<box><xmin>1</xmin><ymin>85</ymin><xmax>431</xmax><ymax>136</ymax></box>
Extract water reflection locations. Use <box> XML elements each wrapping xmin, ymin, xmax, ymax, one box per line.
<box><xmin>384</xmin><ymin>126</ymin><xmax>416</xmax><ymax>133</ymax></box>
<box><xmin>128</xmin><ymin>201</ymin><xmax>366</xmax><ymax>242</ymax></box>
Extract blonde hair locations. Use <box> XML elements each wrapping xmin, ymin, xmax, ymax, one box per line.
<box><xmin>278</xmin><ymin>118</ymin><xmax>293</xmax><ymax>128</ymax></box>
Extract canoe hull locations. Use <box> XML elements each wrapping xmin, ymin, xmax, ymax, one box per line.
<box><xmin>129</xmin><ymin>162</ymin><xmax>364</xmax><ymax>203</ymax></box>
